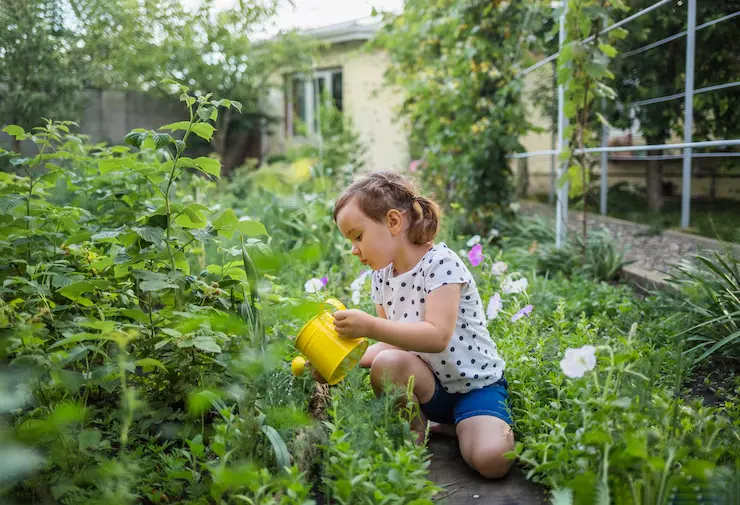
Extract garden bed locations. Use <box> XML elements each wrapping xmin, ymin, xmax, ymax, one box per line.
<box><xmin>1</xmin><ymin>110</ymin><xmax>739</xmax><ymax>505</ymax></box>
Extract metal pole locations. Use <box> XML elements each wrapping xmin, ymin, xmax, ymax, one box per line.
<box><xmin>550</xmin><ymin>61</ymin><xmax>557</xmax><ymax>204</ymax></box>
<box><xmin>600</xmin><ymin>98</ymin><xmax>608</xmax><ymax>215</ymax></box>
<box><xmin>681</xmin><ymin>0</ymin><xmax>696</xmax><ymax>229</ymax></box>
<box><xmin>555</xmin><ymin>5</ymin><xmax>568</xmax><ymax>248</ymax></box>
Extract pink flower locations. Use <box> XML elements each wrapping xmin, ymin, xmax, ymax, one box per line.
<box><xmin>467</xmin><ymin>244</ymin><xmax>483</xmax><ymax>267</ymax></box>
<box><xmin>409</xmin><ymin>159</ymin><xmax>421</xmax><ymax>172</ymax></box>
<box><xmin>511</xmin><ymin>305</ymin><xmax>534</xmax><ymax>322</ymax></box>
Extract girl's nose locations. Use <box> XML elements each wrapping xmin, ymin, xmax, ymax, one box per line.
<box><xmin>351</xmin><ymin>244</ymin><xmax>360</xmax><ymax>256</ymax></box>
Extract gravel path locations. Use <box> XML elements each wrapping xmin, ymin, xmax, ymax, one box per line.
<box><xmin>519</xmin><ymin>201</ymin><xmax>739</xmax><ymax>277</ymax></box>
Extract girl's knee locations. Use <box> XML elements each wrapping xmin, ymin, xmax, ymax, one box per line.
<box><xmin>369</xmin><ymin>349</ymin><xmax>409</xmax><ymax>386</ymax></box>
<box><xmin>465</xmin><ymin>445</ymin><xmax>514</xmax><ymax>479</ymax></box>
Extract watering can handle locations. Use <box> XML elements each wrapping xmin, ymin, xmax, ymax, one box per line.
<box><xmin>324</xmin><ymin>298</ymin><xmax>346</xmax><ymax>313</ymax></box>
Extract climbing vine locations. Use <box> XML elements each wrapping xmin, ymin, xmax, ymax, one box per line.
<box><xmin>557</xmin><ymin>0</ymin><xmax>627</xmax><ymax>243</ymax></box>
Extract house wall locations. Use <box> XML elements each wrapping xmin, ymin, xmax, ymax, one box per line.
<box><xmin>263</xmin><ymin>40</ymin><xmax>409</xmax><ymax>174</ymax></box>
<box><xmin>514</xmin><ymin>66</ymin><xmax>740</xmax><ymax>200</ymax></box>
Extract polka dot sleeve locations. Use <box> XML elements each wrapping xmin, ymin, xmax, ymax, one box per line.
<box><xmin>423</xmin><ymin>248</ymin><xmax>471</xmax><ymax>293</ymax></box>
<box><xmin>371</xmin><ymin>270</ymin><xmax>384</xmax><ymax>305</ymax></box>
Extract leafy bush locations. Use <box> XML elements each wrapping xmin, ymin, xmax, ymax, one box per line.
<box><xmin>0</xmin><ymin>84</ymin><xmax>434</xmax><ymax>504</ymax></box>
<box><xmin>667</xmin><ymin>251</ymin><xmax>740</xmax><ymax>362</ymax></box>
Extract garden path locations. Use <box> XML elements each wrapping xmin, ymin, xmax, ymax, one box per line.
<box><xmin>428</xmin><ymin>436</ymin><xmax>547</xmax><ymax>504</ymax></box>
<box><xmin>519</xmin><ymin>201</ymin><xmax>740</xmax><ymax>281</ymax></box>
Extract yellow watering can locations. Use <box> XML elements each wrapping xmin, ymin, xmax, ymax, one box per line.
<box><xmin>291</xmin><ymin>298</ymin><xmax>368</xmax><ymax>385</ymax></box>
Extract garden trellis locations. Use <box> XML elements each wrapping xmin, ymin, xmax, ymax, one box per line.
<box><xmin>509</xmin><ymin>0</ymin><xmax>740</xmax><ymax>248</ymax></box>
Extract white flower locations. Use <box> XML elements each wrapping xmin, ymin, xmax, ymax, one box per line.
<box><xmin>510</xmin><ymin>202</ymin><xmax>521</xmax><ymax>212</ymax></box>
<box><xmin>466</xmin><ymin>235</ymin><xmax>481</xmax><ymax>247</ymax></box>
<box><xmin>350</xmin><ymin>270</ymin><xmax>372</xmax><ymax>291</ymax></box>
<box><xmin>486</xmin><ymin>293</ymin><xmax>502</xmax><ymax>319</ymax></box>
<box><xmin>559</xmin><ymin>345</ymin><xmax>597</xmax><ymax>378</ymax></box>
<box><xmin>348</xmin><ymin>270</ymin><xmax>372</xmax><ymax>305</ymax></box>
<box><xmin>502</xmin><ymin>275</ymin><xmax>528</xmax><ymax>294</ymax></box>
<box><xmin>304</xmin><ymin>277</ymin><xmax>326</xmax><ymax>293</ymax></box>
<box><xmin>489</xmin><ymin>228</ymin><xmax>500</xmax><ymax>238</ymax></box>
<box><xmin>491</xmin><ymin>261</ymin><xmax>508</xmax><ymax>276</ymax></box>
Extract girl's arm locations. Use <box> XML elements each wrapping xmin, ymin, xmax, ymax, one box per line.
<box><xmin>335</xmin><ymin>284</ymin><xmax>461</xmax><ymax>354</ymax></box>
<box><xmin>359</xmin><ymin>304</ymin><xmax>401</xmax><ymax>367</ymax></box>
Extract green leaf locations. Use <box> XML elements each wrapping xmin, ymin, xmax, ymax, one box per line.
<box><xmin>213</xmin><ymin>208</ymin><xmax>238</xmax><ymax>232</ymax></box>
<box><xmin>134</xmin><ymin>226</ymin><xmax>165</xmax><ymax>244</ymax></box>
<box><xmin>193</xmin><ymin>336</ymin><xmax>221</xmax><ymax>353</ymax></box>
<box><xmin>99</xmin><ymin>159</ymin><xmax>123</xmax><ymax>174</ymax></box>
<box><xmin>58</xmin><ymin>280</ymin><xmax>108</xmax><ymax>298</ymax></box>
<box><xmin>64</xmin><ymin>231</ymin><xmax>92</xmax><ymax>245</ymax></box>
<box><xmin>609</xmin><ymin>27</ymin><xmax>628</xmax><ymax>40</ymax></box>
<box><xmin>135</xmin><ymin>358</ymin><xmax>167</xmax><ymax>372</ymax></box>
<box><xmin>161</xmin><ymin>121</ymin><xmax>191</xmax><ymax>132</ymax></box>
<box><xmin>0</xmin><ymin>194</ymin><xmax>24</xmax><ymax>214</ymax></box>
<box><xmin>124</xmin><ymin>131</ymin><xmax>146</xmax><ymax>148</ymax></box>
<box><xmin>261</xmin><ymin>425</ymin><xmax>290</xmax><ymax>471</ymax></box>
<box><xmin>193</xmin><ymin>157</ymin><xmax>222</xmax><ymax>179</ymax></box>
<box><xmin>139</xmin><ymin>279</ymin><xmax>177</xmax><ymax>292</ymax></box>
<box><xmin>585</xmin><ymin>62</ymin><xmax>606</xmax><ymax>79</ymax></box>
<box><xmin>2</xmin><ymin>125</ymin><xmax>27</xmax><ymax>140</ymax></box>
<box><xmin>235</xmin><ymin>219</ymin><xmax>268</xmax><ymax>237</ymax></box>
<box><xmin>563</xmin><ymin>101</ymin><xmax>577</xmax><ymax>119</ymax></box>
<box><xmin>191</xmin><ymin>123</ymin><xmax>215</xmax><ymax>141</ymax></box>
<box><xmin>598</xmin><ymin>43</ymin><xmax>617</xmax><ymax>58</ymax></box>
<box><xmin>141</xmin><ymin>135</ymin><xmax>157</xmax><ymax>150</ymax></box>
<box><xmin>79</xmin><ymin>428</ymin><xmax>102</xmax><ymax>451</ymax></box>
<box><xmin>188</xmin><ymin>389</ymin><xmax>221</xmax><ymax>415</ymax></box>
<box><xmin>91</xmin><ymin>230</ymin><xmax>122</xmax><ymax>241</ymax></box>
<box><xmin>197</xmin><ymin>107</ymin><xmax>214</xmax><ymax>121</ymax></box>
<box><xmin>154</xmin><ymin>133</ymin><xmax>173</xmax><ymax>149</ymax></box>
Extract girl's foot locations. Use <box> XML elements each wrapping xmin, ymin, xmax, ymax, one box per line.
<box><xmin>429</xmin><ymin>422</ymin><xmax>457</xmax><ymax>438</ymax></box>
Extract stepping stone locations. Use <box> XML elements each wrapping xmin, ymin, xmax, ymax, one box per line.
<box><xmin>427</xmin><ymin>436</ymin><xmax>548</xmax><ymax>504</ymax></box>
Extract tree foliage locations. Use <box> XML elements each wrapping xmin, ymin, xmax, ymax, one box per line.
<box><xmin>373</xmin><ymin>0</ymin><xmax>552</xmax><ymax>226</ymax></box>
<box><xmin>0</xmin><ymin>0</ymin><xmax>89</xmax><ymax>151</ymax></box>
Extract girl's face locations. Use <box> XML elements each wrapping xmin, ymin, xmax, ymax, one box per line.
<box><xmin>335</xmin><ymin>197</ymin><xmax>403</xmax><ymax>271</ymax></box>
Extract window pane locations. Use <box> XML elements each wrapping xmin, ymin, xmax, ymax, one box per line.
<box><xmin>331</xmin><ymin>71</ymin><xmax>343</xmax><ymax>111</ymax></box>
<box><xmin>314</xmin><ymin>76</ymin><xmax>326</xmax><ymax>132</ymax></box>
<box><xmin>292</xmin><ymin>77</ymin><xmax>306</xmax><ymax>135</ymax></box>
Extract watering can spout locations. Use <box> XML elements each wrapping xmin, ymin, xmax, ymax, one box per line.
<box><xmin>292</xmin><ymin>298</ymin><xmax>368</xmax><ymax>385</ymax></box>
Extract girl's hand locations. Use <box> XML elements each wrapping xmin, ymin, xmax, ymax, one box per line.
<box><xmin>334</xmin><ymin>309</ymin><xmax>375</xmax><ymax>339</ymax></box>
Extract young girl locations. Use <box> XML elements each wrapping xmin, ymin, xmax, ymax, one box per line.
<box><xmin>328</xmin><ymin>171</ymin><xmax>514</xmax><ymax>479</ymax></box>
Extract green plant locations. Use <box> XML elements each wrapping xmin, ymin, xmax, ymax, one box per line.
<box><xmin>667</xmin><ymin>251</ymin><xmax>740</xmax><ymax>362</ymax></box>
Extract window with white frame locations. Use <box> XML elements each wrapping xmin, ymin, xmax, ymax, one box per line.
<box><xmin>286</xmin><ymin>68</ymin><xmax>342</xmax><ymax>138</ymax></box>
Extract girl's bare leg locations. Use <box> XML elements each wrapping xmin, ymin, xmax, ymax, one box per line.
<box><xmin>359</xmin><ymin>342</ymin><xmax>401</xmax><ymax>368</ymax></box>
<box><xmin>368</xmin><ymin>349</ymin><xmax>436</xmax><ymax>443</ymax></box>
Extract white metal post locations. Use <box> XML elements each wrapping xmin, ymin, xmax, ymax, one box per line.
<box><xmin>681</xmin><ymin>0</ymin><xmax>696</xmax><ymax>229</ymax></box>
<box><xmin>555</xmin><ymin>5</ymin><xmax>568</xmax><ymax>248</ymax></box>
<box><xmin>600</xmin><ymin>98</ymin><xmax>609</xmax><ymax>215</ymax></box>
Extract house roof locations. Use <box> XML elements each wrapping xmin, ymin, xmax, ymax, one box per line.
<box><xmin>299</xmin><ymin>17</ymin><xmax>383</xmax><ymax>44</ymax></box>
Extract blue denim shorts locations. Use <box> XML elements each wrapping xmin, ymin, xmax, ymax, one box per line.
<box><xmin>420</xmin><ymin>373</ymin><xmax>512</xmax><ymax>425</ymax></box>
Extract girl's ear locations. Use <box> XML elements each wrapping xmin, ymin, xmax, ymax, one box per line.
<box><xmin>386</xmin><ymin>209</ymin><xmax>404</xmax><ymax>236</ymax></box>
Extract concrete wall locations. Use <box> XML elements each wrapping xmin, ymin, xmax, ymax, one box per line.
<box><xmin>263</xmin><ymin>40</ymin><xmax>409</xmax><ymax>173</ymax></box>
<box><xmin>1</xmin><ymin>89</ymin><xmax>188</xmax><ymax>155</ymax></box>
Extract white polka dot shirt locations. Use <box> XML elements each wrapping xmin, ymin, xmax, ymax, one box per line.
<box><xmin>371</xmin><ymin>243</ymin><xmax>505</xmax><ymax>394</ymax></box>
